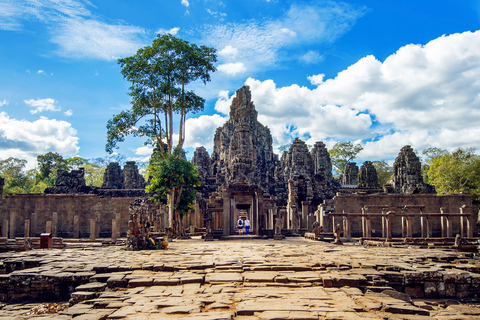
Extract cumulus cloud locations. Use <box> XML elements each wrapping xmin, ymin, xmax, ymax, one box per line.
<box><xmin>64</xmin><ymin>109</ymin><xmax>73</xmax><ymax>116</ymax></box>
<box><xmin>24</xmin><ymin>98</ymin><xmax>61</xmax><ymax>114</ymax></box>
<box><xmin>183</xmin><ymin>114</ymin><xmax>227</xmax><ymax>149</ymax></box>
<box><xmin>217</xmin><ymin>62</ymin><xmax>247</xmax><ymax>76</ymax></box>
<box><xmin>157</xmin><ymin>27</ymin><xmax>179</xmax><ymax>35</ymax></box>
<box><xmin>0</xmin><ymin>100</ymin><xmax>7</xmax><ymax>107</ymax></box>
<box><xmin>214</xmin><ymin>90</ymin><xmax>233</xmax><ymax>115</ymax></box>
<box><xmin>0</xmin><ymin>112</ymin><xmax>79</xmax><ymax>169</ymax></box>
<box><xmin>37</xmin><ymin>69</ymin><xmax>47</xmax><ymax>75</ymax></box>
<box><xmin>181</xmin><ymin>0</ymin><xmax>189</xmax><ymax>7</ymax></box>
<box><xmin>205</xmin><ymin>30</ymin><xmax>480</xmax><ymax>161</ymax></box>
<box><xmin>135</xmin><ymin>146</ymin><xmax>154</xmax><ymax>156</ymax></box>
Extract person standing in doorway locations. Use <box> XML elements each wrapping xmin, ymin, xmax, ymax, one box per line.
<box><xmin>245</xmin><ymin>217</ymin><xmax>250</xmax><ymax>235</ymax></box>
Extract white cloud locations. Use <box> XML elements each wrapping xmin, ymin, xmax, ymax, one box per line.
<box><xmin>301</xmin><ymin>50</ymin><xmax>324</xmax><ymax>64</ymax></box>
<box><xmin>37</xmin><ymin>69</ymin><xmax>47</xmax><ymax>75</ymax></box>
<box><xmin>64</xmin><ymin>109</ymin><xmax>73</xmax><ymax>116</ymax></box>
<box><xmin>217</xmin><ymin>62</ymin><xmax>247</xmax><ymax>76</ymax></box>
<box><xmin>181</xmin><ymin>0</ymin><xmax>189</xmax><ymax>7</ymax></box>
<box><xmin>214</xmin><ymin>90</ymin><xmax>233</xmax><ymax>115</ymax></box>
<box><xmin>308</xmin><ymin>74</ymin><xmax>325</xmax><ymax>86</ymax></box>
<box><xmin>24</xmin><ymin>98</ymin><xmax>61</xmax><ymax>114</ymax></box>
<box><xmin>157</xmin><ymin>27</ymin><xmax>179</xmax><ymax>35</ymax></box>
<box><xmin>0</xmin><ymin>100</ymin><xmax>7</xmax><ymax>107</ymax></box>
<box><xmin>200</xmin><ymin>2</ymin><xmax>366</xmax><ymax>74</ymax></box>
<box><xmin>135</xmin><ymin>146</ymin><xmax>154</xmax><ymax>156</ymax></box>
<box><xmin>51</xmin><ymin>18</ymin><xmax>146</xmax><ymax>60</ymax></box>
<box><xmin>184</xmin><ymin>114</ymin><xmax>227</xmax><ymax>149</ymax></box>
<box><xmin>1</xmin><ymin>0</ymin><xmax>147</xmax><ymax>60</ymax></box>
<box><xmin>0</xmin><ymin>112</ymin><xmax>79</xmax><ymax>169</ymax></box>
<box><xmin>207</xmin><ymin>30</ymin><xmax>480</xmax><ymax>161</ymax></box>
<box><xmin>218</xmin><ymin>45</ymin><xmax>238</xmax><ymax>58</ymax></box>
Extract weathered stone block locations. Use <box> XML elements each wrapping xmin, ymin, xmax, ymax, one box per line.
<box><xmin>424</xmin><ymin>281</ymin><xmax>445</xmax><ymax>298</ymax></box>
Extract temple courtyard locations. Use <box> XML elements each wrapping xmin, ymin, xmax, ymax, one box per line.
<box><xmin>1</xmin><ymin>237</ymin><xmax>480</xmax><ymax>319</ymax></box>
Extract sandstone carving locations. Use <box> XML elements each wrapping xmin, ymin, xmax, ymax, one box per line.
<box><xmin>342</xmin><ymin>162</ymin><xmax>359</xmax><ymax>185</ymax></box>
<box><xmin>392</xmin><ymin>145</ymin><xmax>435</xmax><ymax>194</ymax></box>
<box><xmin>102</xmin><ymin>162</ymin><xmax>124</xmax><ymax>189</ymax></box>
<box><xmin>123</xmin><ymin>161</ymin><xmax>146</xmax><ymax>189</ymax></box>
<box><xmin>358</xmin><ymin>161</ymin><xmax>379</xmax><ymax>188</ymax></box>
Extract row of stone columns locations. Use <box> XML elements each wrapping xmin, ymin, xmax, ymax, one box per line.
<box><xmin>324</xmin><ymin>210</ymin><xmax>474</xmax><ymax>239</ymax></box>
<box><xmin>2</xmin><ymin>212</ymin><xmax>123</xmax><ymax>239</ymax></box>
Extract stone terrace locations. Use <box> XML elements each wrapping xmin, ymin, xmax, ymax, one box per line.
<box><xmin>1</xmin><ymin>238</ymin><xmax>480</xmax><ymax>319</ymax></box>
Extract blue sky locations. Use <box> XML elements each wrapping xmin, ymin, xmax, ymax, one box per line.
<box><xmin>1</xmin><ymin>0</ymin><xmax>480</xmax><ymax>169</ymax></box>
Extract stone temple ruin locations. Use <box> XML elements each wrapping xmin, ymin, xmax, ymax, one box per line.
<box><xmin>0</xmin><ymin>85</ymin><xmax>477</xmax><ymax>244</ymax></box>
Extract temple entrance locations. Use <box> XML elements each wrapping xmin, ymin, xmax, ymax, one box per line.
<box><xmin>205</xmin><ymin>183</ymin><xmax>277</xmax><ymax>238</ymax></box>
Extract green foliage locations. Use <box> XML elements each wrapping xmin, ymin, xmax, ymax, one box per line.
<box><xmin>372</xmin><ymin>160</ymin><xmax>393</xmax><ymax>186</ymax></box>
<box><xmin>427</xmin><ymin>148</ymin><xmax>480</xmax><ymax>202</ymax></box>
<box><xmin>36</xmin><ymin>152</ymin><xmax>69</xmax><ymax>186</ymax></box>
<box><xmin>328</xmin><ymin>142</ymin><xmax>363</xmax><ymax>176</ymax></box>
<box><xmin>421</xmin><ymin>147</ymin><xmax>447</xmax><ymax>183</ymax></box>
<box><xmin>83</xmin><ymin>163</ymin><xmax>106</xmax><ymax>187</ymax></box>
<box><xmin>107</xmin><ymin>34</ymin><xmax>217</xmax><ymax>155</ymax></box>
<box><xmin>146</xmin><ymin>148</ymin><xmax>201</xmax><ymax>216</ymax></box>
<box><xmin>0</xmin><ymin>157</ymin><xmax>31</xmax><ymax>195</ymax></box>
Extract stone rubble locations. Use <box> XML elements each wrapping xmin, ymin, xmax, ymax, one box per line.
<box><xmin>0</xmin><ymin>238</ymin><xmax>479</xmax><ymax>319</ymax></box>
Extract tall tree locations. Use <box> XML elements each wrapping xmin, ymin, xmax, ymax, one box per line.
<box><xmin>107</xmin><ymin>34</ymin><xmax>216</xmax><ymax>232</ymax></box>
<box><xmin>328</xmin><ymin>142</ymin><xmax>363</xmax><ymax>176</ymax></box>
<box><xmin>106</xmin><ymin>34</ymin><xmax>217</xmax><ymax>156</ymax></box>
<box><xmin>146</xmin><ymin>147</ymin><xmax>200</xmax><ymax>236</ymax></box>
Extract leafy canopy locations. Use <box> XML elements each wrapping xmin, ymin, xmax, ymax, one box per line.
<box><xmin>328</xmin><ymin>141</ymin><xmax>363</xmax><ymax>176</ymax></box>
<box><xmin>146</xmin><ymin>147</ymin><xmax>201</xmax><ymax>216</ymax></box>
<box><xmin>427</xmin><ymin>147</ymin><xmax>480</xmax><ymax>202</ymax></box>
<box><xmin>106</xmin><ymin>34</ymin><xmax>217</xmax><ymax>156</ymax></box>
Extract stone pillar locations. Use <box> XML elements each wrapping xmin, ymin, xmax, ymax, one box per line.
<box><xmin>89</xmin><ymin>219</ymin><xmax>96</xmax><ymax>240</ymax></box>
<box><xmin>52</xmin><ymin>212</ymin><xmax>58</xmax><ymax>237</ymax></box>
<box><xmin>441</xmin><ymin>216</ymin><xmax>447</xmax><ymax>238</ymax></box>
<box><xmin>401</xmin><ymin>216</ymin><xmax>406</xmax><ymax>238</ymax></box>
<box><xmin>112</xmin><ymin>219</ymin><xmax>118</xmax><ymax>241</ymax></box>
<box><xmin>362</xmin><ymin>216</ymin><xmax>371</xmax><ymax>238</ymax></box>
<box><xmin>406</xmin><ymin>216</ymin><xmax>413</xmax><ymax>238</ymax></box>
<box><xmin>385</xmin><ymin>212</ymin><xmax>392</xmax><ymax>240</ymax></box>
<box><xmin>73</xmin><ymin>215</ymin><xmax>79</xmax><ymax>238</ymax></box>
<box><xmin>2</xmin><ymin>220</ymin><xmax>8</xmax><ymax>238</ymax></box>
<box><xmin>446</xmin><ymin>216</ymin><xmax>452</xmax><ymax>238</ymax></box>
<box><xmin>343</xmin><ymin>216</ymin><xmax>351</xmax><ymax>239</ymax></box>
<box><xmin>426</xmin><ymin>216</ymin><xmax>432</xmax><ymax>238</ymax></box>
<box><xmin>24</xmin><ymin>220</ymin><xmax>30</xmax><ymax>238</ymax></box>
<box><xmin>45</xmin><ymin>221</ymin><xmax>52</xmax><ymax>234</ymax></box>
<box><xmin>381</xmin><ymin>211</ymin><xmax>387</xmax><ymax>238</ymax></box>
<box><xmin>460</xmin><ymin>206</ymin><xmax>474</xmax><ymax>238</ymax></box>
<box><xmin>255</xmin><ymin>192</ymin><xmax>263</xmax><ymax>236</ymax></box>
<box><xmin>420</xmin><ymin>216</ymin><xmax>427</xmax><ymax>238</ymax></box>
<box><xmin>9</xmin><ymin>209</ymin><xmax>15</xmax><ymax>239</ymax></box>
<box><xmin>301</xmin><ymin>201</ymin><xmax>309</xmax><ymax>229</ymax></box>
<box><xmin>222</xmin><ymin>191</ymin><xmax>231</xmax><ymax>237</ymax></box>
<box><xmin>31</xmin><ymin>212</ymin><xmax>37</xmax><ymax>238</ymax></box>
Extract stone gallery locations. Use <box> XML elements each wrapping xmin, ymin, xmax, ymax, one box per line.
<box><xmin>0</xmin><ymin>86</ymin><xmax>477</xmax><ymax>241</ymax></box>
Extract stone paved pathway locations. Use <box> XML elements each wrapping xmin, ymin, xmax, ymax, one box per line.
<box><xmin>1</xmin><ymin>238</ymin><xmax>480</xmax><ymax>319</ymax></box>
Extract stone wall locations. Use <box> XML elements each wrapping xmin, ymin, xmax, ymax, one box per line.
<box><xmin>331</xmin><ymin>193</ymin><xmax>474</xmax><ymax>237</ymax></box>
<box><xmin>0</xmin><ymin>193</ymin><xmax>145</xmax><ymax>238</ymax></box>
